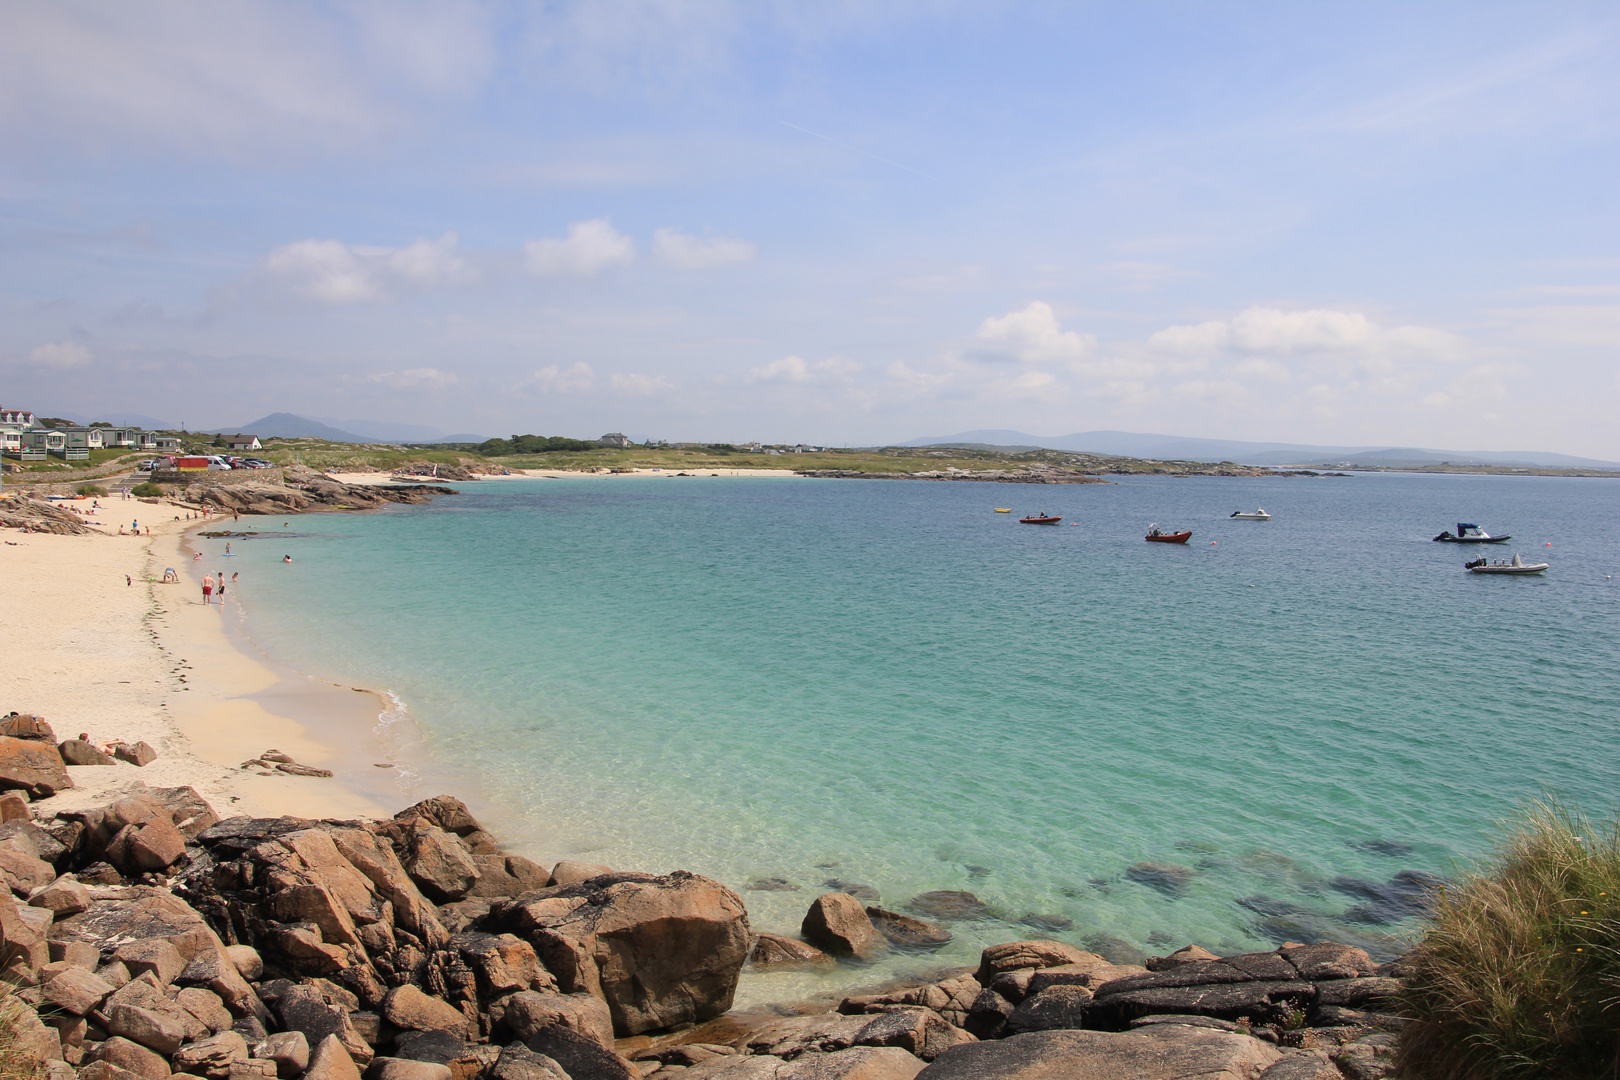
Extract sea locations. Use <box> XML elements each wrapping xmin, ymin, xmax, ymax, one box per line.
<box><xmin>209</xmin><ymin>470</ymin><xmax>1620</xmax><ymax>1004</ymax></box>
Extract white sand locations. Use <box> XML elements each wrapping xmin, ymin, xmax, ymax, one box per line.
<box><xmin>0</xmin><ymin>494</ymin><xmax>398</xmax><ymax>823</ymax></box>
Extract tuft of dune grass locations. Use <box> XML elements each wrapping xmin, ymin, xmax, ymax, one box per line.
<box><xmin>1398</xmin><ymin>799</ymin><xmax>1620</xmax><ymax>1080</ymax></box>
<box><xmin>0</xmin><ymin>990</ymin><xmax>44</xmax><ymax>1080</ymax></box>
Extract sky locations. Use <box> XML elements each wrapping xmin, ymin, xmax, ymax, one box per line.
<box><xmin>2</xmin><ymin>2</ymin><xmax>1618</xmax><ymax>454</ymax></box>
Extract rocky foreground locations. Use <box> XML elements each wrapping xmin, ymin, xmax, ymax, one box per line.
<box><xmin>0</xmin><ymin>721</ymin><xmax>1408</xmax><ymax>1080</ymax></box>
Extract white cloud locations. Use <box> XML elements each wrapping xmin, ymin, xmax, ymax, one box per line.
<box><xmin>611</xmin><ymin>372</ymin><xmax>673</xmax><ymax>396</ymax></box>
<box><xmin>1148</xmin><ymin>306</ymin><xmax>1467</xmax><ymax>368</ymax></box>
<box><xmin>1151</xmin><ymin>307</ymin><xmax>1374</xmax><ymax>355</ymax></box>
<box><xmin>748</xmin><ymin>355</ymin><xmax>863</xmax><ymax>383</ymax></box>
<box><xmin>652</xmin><ymin>229</ymin><xmax>756</xmax><ymax>269</ymax></box>
<box><xmin>1230</xmin><ymin>357</ymin><xmax>1291</xmax><ymax>381</ymax></box>
<box><xmin>263</xmin><ymin>232</ymin><xmax>472</xmax><ymax>304</ymax></box>
<box><xmin>524</xmin><ymin>219</ymin><xmax>635</xmax><ymax>276</ymax></box>
<box><xmin>527</xmin><ymin>363</ymin><xmax>596</xmax><ymax>393</ymax></box>
<box><xmin>27</xmin><ymin>340</ymin><xmax>93</xmax><ymax>369</ymax></box>
<box><xmin>367</xmin><ymin>367</ymin><xmax>458</xmax><ymax>391</ymax></box>
<box><xmin>975</xmin><ymin>301</ymin><xmax>1096</xmax><ymax>365</ymax></box>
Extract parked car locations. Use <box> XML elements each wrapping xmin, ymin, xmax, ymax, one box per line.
<box><xmin>205</xmin><ymin>455</ymin><xmax>232</xmax><ymax>470</ymax></box>
<box><xmin>136</xmin><ymin>459</ymin><xmax>161</xmax><ymax>471</ymax></box>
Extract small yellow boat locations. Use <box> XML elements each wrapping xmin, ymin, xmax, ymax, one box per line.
<box><xmin>994</xmin><ymin>508</ymin><xmax>1011</xmax><ymax>513</ymax></box>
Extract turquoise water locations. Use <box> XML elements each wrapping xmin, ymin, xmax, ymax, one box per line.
<box><xmin>213</xmin><ymin>472</ymin><xmax>1620</xmax><ymax>1000</ymax></box>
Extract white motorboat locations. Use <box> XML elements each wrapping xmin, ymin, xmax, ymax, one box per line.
<box><xmin>1230</xmin><ymin>508</ymin><xmax>1271</xmax><ymax>520</ymax></box>
<box><xmin>1466</xmin><ymin>553</ymin><xmax>1549</xmax><ymax>575</ymax></box>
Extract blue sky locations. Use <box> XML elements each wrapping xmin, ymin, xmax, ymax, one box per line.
<box><xmin>3</xmin><ymin>2</ymin><xmax>1617</xmax><ymax>454</ymax></box>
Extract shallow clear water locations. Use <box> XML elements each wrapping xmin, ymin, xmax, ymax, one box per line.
<box><xmin>213</xmin><ymin>471</ymin><xmax>1620</xmax><ymax>1002</ymax></box>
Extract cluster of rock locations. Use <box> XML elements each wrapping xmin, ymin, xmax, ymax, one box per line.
<box><xmin>0</xmin><ymin>498</ymin><xmax>97</xmax><ymax>535</ymax></box>
<box><xmin>0</xmin><ymin>778</ymin><xmax>1410</xmax><ymax>1080</ymax></box>
<box><xmin>0</xmin><ymin>714</ymin><xmax>163</xmax><ymax>803</ymax></box>
<box><xmin>794</xmin><ymin>467</ymin><xmax>1106</xmax><ymax>485</ymax></box>
<box><xmin>237</xmin><ymin>752</ymin><xmax>333</xmax><ymax>780</ymax></box>
<box><xmin>190</xmin><ymin>469</ymin><xmax>456</xmax><ymax>517</ymax></box>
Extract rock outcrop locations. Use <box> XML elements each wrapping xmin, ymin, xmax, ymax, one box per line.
<box><xmin>0</xmin><ymin>777</ymin><xmax>1411</xmax><ymax>1080</ymax></box>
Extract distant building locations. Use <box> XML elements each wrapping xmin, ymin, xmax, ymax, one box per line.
<box><xmin>47</xmin><ymin>426</ymin><xmax>103</xmax><ymax>460</ymax></box>
<box><xmin>225</xmin><ymin>434</ymin><xmax>262</xmax><ymax>451</ymax></box>
<box><xmin>0</xmin><ymin>407</ymin><xmax>35</xmax><ymax>454</ymax></box>
<box><xmin>600</xmin><ymin>432</ymin><xmax>631</xmax><ymax>448</ymax></box>
<box><xmin>99</xmin><ymin>426</ymin><xmax>143</xmax><ymax>448</ymax></box>
<box><xmin>152</xmin><ymin>436</ymin><xmax>182</xmax><ymax>451</ymax></box>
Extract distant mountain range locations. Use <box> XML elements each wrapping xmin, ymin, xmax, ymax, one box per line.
<box><xmin>207</xmin><ymin>413</ymin><xmax>490</xmax><ymax>444</ymax></box>
<box><xmin>902</xmin><ymin>429</ymin><xmax>1620</xmax><ymax>470</ymax></box>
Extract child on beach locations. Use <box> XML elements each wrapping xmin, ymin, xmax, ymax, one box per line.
<box><xmin>202</xmin><ymin>574</ymin><xmax>214</xmax><ymax>605</ymax></box>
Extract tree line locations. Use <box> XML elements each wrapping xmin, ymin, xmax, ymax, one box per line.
<box><xmin>476</xmin><ymin>434</ymin><xmax>604</xmax><ymax>456</ymax></box>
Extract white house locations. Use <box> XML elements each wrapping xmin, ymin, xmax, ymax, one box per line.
<box><xmin>225</xmin><ymin>434</ymin><xmax>262</xmax><ymax>451</ymax></box>
<box><xmin>600</xmin><ymin>432</ymin><xmax>631</xmax><ymax>448</ymax></box>
<box><xmin>0</xmin><ymin>407</ymin><xmax>35</xmax><ymax>453</ymax></box>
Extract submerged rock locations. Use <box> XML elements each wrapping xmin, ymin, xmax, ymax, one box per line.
<box><xmin>906</xmin><ymin>891</ymin><xmax>993</xmax><ymax>921</ymax></box>
<box><xmin>1124</xmin><ymin>863</ymin><xmax>1196</xmax><ymax>899</ymax></box>
<box><xmin>866</xmin><ymin>906</ymin><xmax>952</xmax><ymax>949</ymax></box>
<box><xmin>1330</xmin><ymin>870</ymin><xmax>1443</xmax><ymax>924</ymax></box>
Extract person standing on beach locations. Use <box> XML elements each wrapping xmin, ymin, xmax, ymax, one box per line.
<box><xmin>216</xmin><ymin>572</ymin><xmax>226</xmax><ymax>600</ymax></box>
<box><xmin>202</xmin><ymin>574</ymin><xmax>214</xmax><ymax>605</ymax></box>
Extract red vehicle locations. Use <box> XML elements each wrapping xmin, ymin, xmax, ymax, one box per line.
<box><xmin>1020</xmin><ymin>515</ymin><xmax>1062</xmax><ymax>525</ymax></box>
<box><xmin>1145</xmin><ymin>525</ymin><xmax>1192</xmax><ymax>543</ymax></box>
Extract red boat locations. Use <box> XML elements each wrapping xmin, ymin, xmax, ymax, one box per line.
<box><xmin>1020</xmin><ymin>515</ymin><xmax>1062</xmax><ymax>525</ymax></box>
<box><xmin>1145</xmin><ymin>525</ymin><xmax>1191</xmax><ymax>543</ymax></box>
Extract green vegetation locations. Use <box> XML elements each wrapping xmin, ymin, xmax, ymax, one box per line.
<box><xmin>475</xmin><ymin>434</ymin><xmax>601</xmax><ymax>456</ymax></box>
<box><xmin>131</xmin><ymin>482</ymin><xmax>165</xmax><ymax>497</ymax></box>
<box><xmin>1397</xmin><ymin>800</ymin><xmax>1620</xmax><ymax>1079</ymax></box>
<box><xmin>75</xmin><ymin>484</ymin><xmax>107</xmax><ymax>496</ymax></box>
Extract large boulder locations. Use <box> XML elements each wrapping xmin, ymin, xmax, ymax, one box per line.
<box><xmin>468</xmin><ymin>855</ymin><xmax>552</xmax><ymax>899</ymax></box>
<box><xmin>490</xmin><ymin>1046</ymin><xmax>568</xmax><ymax>1080</ymax></box>
<box><xmin>274</xmin><ymin>985</ymin><xmax>373</xmax><ymax>1066</ymax></box>
<box><xmin>494</xmin><ymin>870</ymin><xmax>750</xmax><ymax>1035</ymax></box>
<box><xmin>61</xmin><ymin>739</ymin><xmax>116</xmax><ymax>766</ymax></box>
<box><xmin>802</xmin><ymin>893</ymin><xmax>885</xmax><ymax>960</ymax></box>
<box><xmin>522</xmin><ymin>1026</ymin><xmax>638</xmax><ymax>1080</ymax></box>
<box><xmin>172</xmin><ymin>1031</ymin><xmax>252</xmax><ymax>1079</ymax></box>
<box><xmin>913</xmin><ymin>1026</ymin><xmax>1279</xmax><ymax>1079</ymax></box>
<box><xmin>976</xmin><ymin>942</ymin><xmax>1096</xmax><ymax>983</ymax></box>
<box><xmin>547</xmin><ymin>861</ymin><xmax>612</xmax><ymax>888</ymax></box>
<box><xmin>493</xmin><ymin>990</ymin><xmax>614</xmax><ymax>1050</ymax></box>
<box><xmin>0</xmin><ymin>715</ymin><xmax>55</xmax><ymax>742</ymax></box>
<box><xmin>325</xmin><ymin>827</ymin><xmax>449</xmax><ymax>949</ymax></box>
<box><xmin>402</xmin><ymin>826</ymin><xmax>480</xmax><ymax>903</ymax></box>
<box><xmin>0</xmin><ymin>736</ymin><xmax>72</xmax><ymax>797</ymax></box>
<box><xmin>380</xmin><ymin>984</ymin><xmax>472</xmax><ymax>1039</ymax></box>
<box><xmin>49</xmin><ymin>888</ymin><xmax>220</xmax><ymax>964</ymax></box>
<box><xmin>304</xmin><ymin>1035</ymin><xmax>363</xmax><ymax>1080</ymax></box>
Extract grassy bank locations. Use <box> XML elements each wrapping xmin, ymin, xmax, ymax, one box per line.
<box><xmin>1398</xmin><ymin>800</ymin><xmax>1620</xmax><ymax>1079</ymax></box>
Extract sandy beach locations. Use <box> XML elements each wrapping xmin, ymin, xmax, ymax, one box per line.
<box><xmin>0</xmin><ymin>493</ymin><xmax>400</xmax><ymax>823</ymax></box>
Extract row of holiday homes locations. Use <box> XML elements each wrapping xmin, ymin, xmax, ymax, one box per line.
<box><xmin>0</xmin><ymin>407</ymin><xmax>260</xmax><ymax>461</ymax></box>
